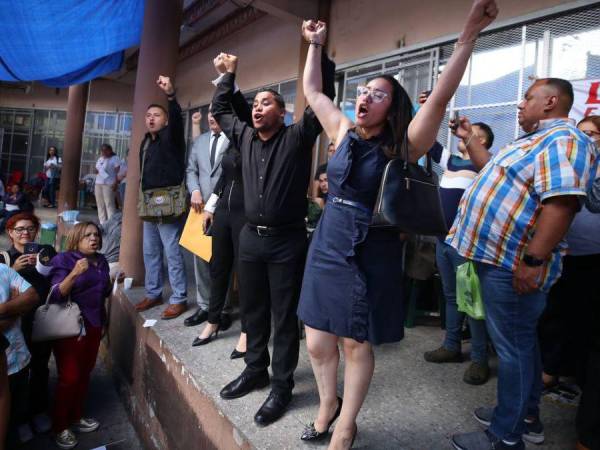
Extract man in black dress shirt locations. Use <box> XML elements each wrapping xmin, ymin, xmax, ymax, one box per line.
<box><xmin>211</xmin><ymin>53</ymin><xmax>327</xmax><ymax>426</ymax></box>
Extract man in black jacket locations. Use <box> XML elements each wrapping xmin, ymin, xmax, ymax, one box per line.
<box><xmin>134</xmin><ymin>76</ymin><xmax>188</xmax><ymax>320</ymax></box>
<box><xmin>211</xmin><ymin>52</ymin><xmax>334</xmax><ymax>427</ymax></box>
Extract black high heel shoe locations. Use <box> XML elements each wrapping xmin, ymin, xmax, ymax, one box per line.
<box><xmin>230</xmin><ymin>348</ymin><xmax>246</xmax><ymax>359</ymax></box>
<box><xmin>192</xmin><ymin>325</ymin><xmax>220</xmax><ymax>347</ymax></box>
<box><xmin>300</xmin><ymin>396</ymin><xmax>343</xmax><ymax>441</ymax></box>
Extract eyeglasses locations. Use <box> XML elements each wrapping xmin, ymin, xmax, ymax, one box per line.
<box><xmin>356</xmin><ymin>86</ymin><xmax>390</xmax><ymax>103</ymax></box>
<box><xmin>12</xmin><ymin>226</ymin><xmax>37</xmax><ymax>234</ymax></box>
<box><xmin>82</xmin><ymin>232</ymin><xmax>100</xmax><ymax>240</ymax></box>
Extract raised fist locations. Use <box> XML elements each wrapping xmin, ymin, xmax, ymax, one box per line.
<box><xmin>156</xmin><ymin>75</ymin><xmax>175</xmax><ymax>96</ymax></box>
<box><xmin>302</xmin><ymin>20</ymin><xmax>327</xmax><ymax>45</ymax></box>
<box><xmin>213</xmin><ymin>55</ymin><xmax>227</xmax><ymax>75</ymax></box>
<box><xmin>463</xmin><ymin>0</ymin><xmax>498</xmax><ymax>36</ymax></box>
<box><xmin>217</xmin><ymin>53</ymin><xmax>238</xmax><ymax>74</ymax></box>
<box><xmin>192</xmin><ymin>111</ymin><xmax>202</xmax><ymax>125</ymax></box>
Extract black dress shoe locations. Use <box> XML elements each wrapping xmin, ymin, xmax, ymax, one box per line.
<box><xmin>300</xmin><ymin>396</ymin><xmax>343</xmax><ymax>441</ymax></box>
<box><xmin>254</xmin><ymin>391</ymin><xmax>292</xmax><ymax>427</ymax></box>
<box><xmin>219</xmin><ymin>313</ymin><xmax>233</xmax><ymax>331</ymax></box>
<box><xmin>230</xmin><ymin>348</ymin><xmax>246</xmax><ymax>360</ymax></box>
<box><xmin>220</xmin><ymin>371</ymin><xmax>270</xmax><ymax>400</ymax></box>
<box><xmin>184</xmin><ymin>308</ymin><xmax>208</xmax><ymax>327</ymax></box>
<box><xmin>191</xmin><ymin>325</ymin><xmax>220</xmax><ymax>347</ymax></box>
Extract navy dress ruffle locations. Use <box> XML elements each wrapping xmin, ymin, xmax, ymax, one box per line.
<box><xmin>298</xmin><ymin>130</ymin><xmax>405</xmax><ymax>345</ymax></box>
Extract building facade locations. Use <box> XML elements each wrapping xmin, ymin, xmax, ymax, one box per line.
<box><xmin>1</xmin><ymin>0</ymin><xmax>599</xmax><ymax>182</ymax></box>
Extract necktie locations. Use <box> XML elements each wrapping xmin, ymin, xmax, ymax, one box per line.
<box><xmin>210</xmin><ymin>133</ymin><xmax>220</xmax><ymax>168</ymax></box>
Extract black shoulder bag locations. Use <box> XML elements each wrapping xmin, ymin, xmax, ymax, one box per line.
<box><xmin>371</xmin><ymin>134</ymin><xmax>448</xmax><ymax>236</ymax></box>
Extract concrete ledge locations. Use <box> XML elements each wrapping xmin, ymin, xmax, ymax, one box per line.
<box><xmin>105</xmin><ymin>287</ymin><xmax>251</xmax><ymax>450</ymax></box>
<box><xmin>104</xmin><ymin>286</ymin><xmax>576</xmax><ymax>450</ymax></box>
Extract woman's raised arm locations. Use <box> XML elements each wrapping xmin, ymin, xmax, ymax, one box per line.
<box><xmin>407</xmin><ymin>0</ymin><xmax>498</xmax><ymax>161</ymax></box>
<box><xmin>302</xmin><ymin>20</ymin><xmax>352</xmax><ymax>146</ymax></box>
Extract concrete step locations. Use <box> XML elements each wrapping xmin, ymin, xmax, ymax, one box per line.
<box><xmin>106</xmin><ymin>287</ymin><xmax>576</xmax><ymax>450</ymax></box>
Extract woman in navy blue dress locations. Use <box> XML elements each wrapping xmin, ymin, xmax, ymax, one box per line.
<box><xmin>297</xmin><ymin>3</ymin><xmax>498</xmax><ymax>448</ymax></box>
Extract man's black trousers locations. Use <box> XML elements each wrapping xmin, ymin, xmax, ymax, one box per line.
<box><xmin>237</xmin><ymin>225</ymin><xmax>307</xmax><ymax>395</ymax></box>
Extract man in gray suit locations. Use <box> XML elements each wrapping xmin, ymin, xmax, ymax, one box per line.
<box><xmin>184</xmin><ymin>109</ymin><xmax>231</xmax><ymax>327</ymax></box>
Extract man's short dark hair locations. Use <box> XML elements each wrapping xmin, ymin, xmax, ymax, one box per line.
<box><xmin>538</xmin><ymin>78</ymin><xmax>574</xmax><ymax>111</ymax></box>
<box><xmin>472</xmin><ymin>122</ymin><xmax>494</xmax><ymax>149</ymax></box>
<box><xmin>256</xmin><ymin>89</ymin><xmax>285</xmax><ymax>110</ymax></box>
<box><xmin>147</xmin><ymin>103</ymin><xmax>168</xmax><ymax>115</ymax></box>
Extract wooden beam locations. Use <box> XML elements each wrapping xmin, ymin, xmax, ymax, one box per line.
<box><xmin>183</xmin><ymin>0</ymin><xmax>227</xmax><ymax>26</ymax></box>
<box><xmin>179</xmin><ymin>7</ymin><xmax>266</xmax><ymax>61</ymax></box>
<box><xmin>125</xmin><ymin>6</ymin><xmax>266</xmax><ymax>70</ymax></box>
<box><xmin>252</xmin><ymin>0</ymin><xmax>318</xmax><ymax>23</ymax></box>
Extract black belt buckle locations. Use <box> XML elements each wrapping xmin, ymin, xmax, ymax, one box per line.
<box><xmin>256</xmin><ymin>225</ymin><xmax>269</xmax><ymax>237</ymax></box>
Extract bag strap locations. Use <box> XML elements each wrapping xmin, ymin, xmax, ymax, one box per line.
<box><xmin>0</xmin><ymin>250</ymin><xmax>10</xmax><ymax>266</ymax></box>
<box><xmin>401</xmin><ymin>131</ymin><xmax>433</xmax><ymax>176</ymax></box>
<box><xmin>139</xmin><ymin>136</ymin><xmax>151</xmax><ymax>190</ymax></box>
<box><xmin>45</xmin><ymin>284</ymin><xmax>72</xmax><ymax>307</ymax></box>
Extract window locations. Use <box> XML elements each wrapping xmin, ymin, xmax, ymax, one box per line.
<box><xmin>185</xmin><ymin>79</ymin><xmax>298</xmax><ymax>145</ymax></box>
<box><xmin>440</xmin><ymin>5</ymin><xmax>600</xmax><ymax>154</ymax></box>
<box><xmin>338</xmin><ymin>4</ymin><xmax>600</xmax><ymax>155</ymax></box>
<box><xmin>80</xmin><ymin>111</ymin><xmax>132</xmax><ymax>177</ymax></box>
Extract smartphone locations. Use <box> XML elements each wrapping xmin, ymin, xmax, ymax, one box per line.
<box><xmin>204</xmin><ymin>223</ymin><xmax>213</xmax><ymax>237</ymax></box>
<box><xmin>451</xmin><ymin>110</ymin><xmax>460</xmax><ymax>131</ymax></box>
<box><xmin>24</xmin><ymin>242</ymin><xmax>40</xmax><ymax>255</ymax></box>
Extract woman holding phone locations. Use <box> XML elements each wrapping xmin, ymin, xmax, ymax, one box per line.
<box><xmin>4</xmin><ymin>212</ymin><xmax>56</xmax><ymax>437</ymax></box>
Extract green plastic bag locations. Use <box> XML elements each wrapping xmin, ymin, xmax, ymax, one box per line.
<box><xmin>456</xmin><ymin>261</ymin><xmax>485</xmax><ymax>320</ymax></box>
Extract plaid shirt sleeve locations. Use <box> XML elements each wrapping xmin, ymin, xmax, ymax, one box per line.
<box><xmin>534</xmin><ymin>134</ymin><xmax>591</xmax><ymax>202</ymax></box>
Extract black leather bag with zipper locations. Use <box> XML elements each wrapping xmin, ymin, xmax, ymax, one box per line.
<box><xmin>371</xmin><ymin>134</ymin><xmax>448</xmax><ymax>236</ymax></box>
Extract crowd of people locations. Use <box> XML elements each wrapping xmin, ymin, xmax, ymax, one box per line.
<box><xmin>0</xmin><ymin>215</ymin><xmax>110</xmax><ymax>450</ymax></box>
<box><xmin>1</xmin><ymin>0</ymin><xmax>599</xmax><ymax>449</ymax></box>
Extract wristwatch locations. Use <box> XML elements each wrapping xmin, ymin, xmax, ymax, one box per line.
<box><xmin>522</xmin><ymin>254</ymin><xmax>544</xmax><ymax>267</ymax></box>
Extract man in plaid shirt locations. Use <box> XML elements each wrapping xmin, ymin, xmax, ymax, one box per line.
<box><xmin>448</xmin><ymin>78</ymin><xmax>598</xmax><ymax>450</ymax></box>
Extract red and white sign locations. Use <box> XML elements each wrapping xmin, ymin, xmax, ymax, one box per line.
<box><xmin>571</xmin><ymin>79</ymin><xmax>600</xmax><ymax>123</ymax></box>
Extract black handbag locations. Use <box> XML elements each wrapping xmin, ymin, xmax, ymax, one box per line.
<box><xmin>371</xmin><ymin>134</ymin><xmax>448</xmax><ymax>236</ymax></box>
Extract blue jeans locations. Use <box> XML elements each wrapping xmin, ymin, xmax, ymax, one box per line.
<box><xmin>142</xmin><ymin>219</ymin><xmax>187</xmax><ymax>304</ymax></box>
<box><xmin>476</xmin><ymin>262</ymin><xmax>545</xmax><ymax>442</ymax></box>
<box><xmin>118</xmin><ymin>183</ymin><xmax>126</xmax><ymax>206</ymax></box>
<box><xmin>436</xmin><ymin>241</ymin><xmax>488</xmax><ymax>364</ymax></box>
<box><xmin>46</xmin><ymin>177</ymin><xmax>58</xmax><ymax>206</ymax></box>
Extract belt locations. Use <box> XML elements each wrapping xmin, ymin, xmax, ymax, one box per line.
<box><xmin>247</xmin><ymin>222</ymin><xmax>305</xmax><ymax>237</ymax></box>
<box><xmin>331</xmin><ymin>196</ymin><xmax>372</xmax><ymax>214</ymax></box>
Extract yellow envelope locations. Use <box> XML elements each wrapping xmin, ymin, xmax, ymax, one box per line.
<box><xmin>179</xmin><ymin>210</ymin><xmax>212</xmax><ymax>262</ymax></box>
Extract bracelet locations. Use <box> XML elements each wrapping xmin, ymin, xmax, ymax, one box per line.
<box><xmin>464</xmin><ymin>132</ymin><xmax>475</xmax><ymax>147</ymax></box>
<box><xmin>455</xmin><ymin>37</ymin><xmax>477</xmax><ymax>47</ymax></box>
<box><xmin>309</xmin><ymin>41</ymin><xmax>322</xmax><ymax>47</ymax></box>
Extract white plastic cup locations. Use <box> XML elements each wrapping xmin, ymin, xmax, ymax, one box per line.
<box><xmin>124</xmin><ymin>277</ymin><xmax>133</xmax><ymax>290</ymax></box>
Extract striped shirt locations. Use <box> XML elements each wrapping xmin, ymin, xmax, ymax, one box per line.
<box><xmin>446</xmin><ymin>118</ymin><xmax>598</xmax><ymax>292</ymax></box>
<box><xmin>430</xmin><ymin>142</ymin><xmax>479</xmax><ymax>231</ymax></box>
<box><xmin>1</xmin><ymin>265</ymin><xmax>32</xmax><ymax>375</ymax></box>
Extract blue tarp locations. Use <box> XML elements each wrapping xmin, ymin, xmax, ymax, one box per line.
<box><xmin>0</xmin><ymin>0</ymin><xmax>144</xmax><ymax>87</ymax></box>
